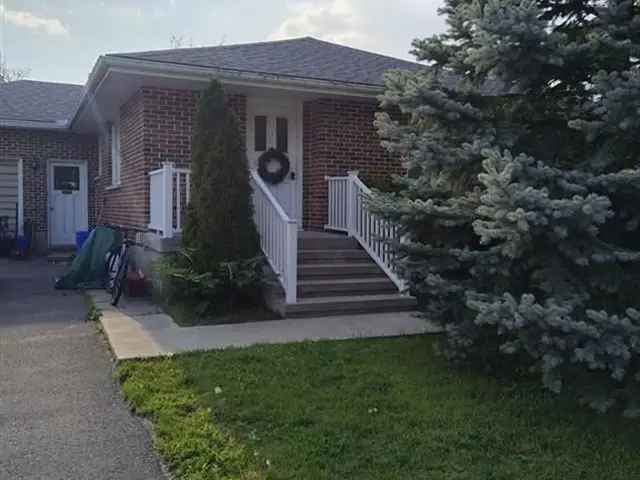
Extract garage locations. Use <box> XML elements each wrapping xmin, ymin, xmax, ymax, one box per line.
<box><xmin>0</xmin><ymin>158</ymin><xmax>23</xmax><ymax>254</ymax></box>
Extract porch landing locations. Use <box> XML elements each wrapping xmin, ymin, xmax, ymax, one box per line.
<box><xmin>87</xmin><ymin>291</ymin><xmax>440</xmax><ymax>361</ymax></box>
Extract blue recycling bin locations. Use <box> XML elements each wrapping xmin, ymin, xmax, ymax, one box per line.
<box><xmin>15</xmin><ymin>235</ymin><xmax>29</xmax><ymax>255</ymax></box>
<box><xmin>76</xmin><ymin>230</ymin><xmax>91</xmax><ymax>252</ymax></box>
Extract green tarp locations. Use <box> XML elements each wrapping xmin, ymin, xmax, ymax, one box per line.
<box><xmin>55</xmin><ymin>227</ymin><xmax>122</xmax><ymax>290</ymax></box>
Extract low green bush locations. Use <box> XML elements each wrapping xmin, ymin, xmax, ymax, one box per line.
<box><xmin>156</xmin><ymin>249</ymin><xmax>263</xmax><ymax>317</ymax></box>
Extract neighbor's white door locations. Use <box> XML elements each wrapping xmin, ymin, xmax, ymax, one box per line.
<box><xmin>247</xmin><ymin>97</ymin><xmax>302</xmax><ymax>220</ymax></box>
<box><xmin>49</xmin><ymin>161</ymin><xmax>88</xmax><ymax>247</ymax></box>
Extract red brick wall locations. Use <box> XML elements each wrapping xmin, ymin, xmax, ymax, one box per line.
<box><xmin>144</xmin><ymin>87</ymin><xmax>197</xmax><ymax>172</ymax></box>
<box><xmin>95</xmin><ymin>89</ymin><xmax>146</xmax><ymax>228</ymax></box>
<box><xmin>0</xmin><ymin>127</ymin><xmax>98</xmax><ymax>250</ymax></box>
<box><xmin>98</xmin><ymin>87</ymin><xmax>246</xmax><ymax>230</ymax></box>
<box><xmin>302</xmin><ymin>98</ymin><xmax>401</xmax><ymax>230</ymax></box>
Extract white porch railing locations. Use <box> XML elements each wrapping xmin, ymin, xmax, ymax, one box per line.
<box><xmin>326</xmin><ymin>175</ymin><xmax>350</xmax><ymax>233</ymax></box>
<box><xmin>148</xmin><ymin>162</ymin><xmax>191</xmax><ymax>238</ymax></box>
<box><xmin>250</xmin><ymin>169</ymin><xmax>298</xmax><ymax>304</ymax></box>
<box><xmin>148</xmin><ymin>163</ymin><xmax>298</xmax><ymax>303</ymax></box>
<box><xmin>326</xmin><ymin>171</ymin><xmax>405</xmax><ymax>291</ymax></box>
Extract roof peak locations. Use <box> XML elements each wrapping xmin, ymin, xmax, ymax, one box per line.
<box><xmin>107</xmin><ymin>36</ymin><xmax>417</xmax><ymax>66</ymax></box>
<box><xmin>107</xmin><ymin>36</ymin><xmax>317</xmax><ymax>58</ymax></box>
<box><xmin>104</xmin><ymin>35</ymin><xmax>420</xmax><ymax>88</ymax></box>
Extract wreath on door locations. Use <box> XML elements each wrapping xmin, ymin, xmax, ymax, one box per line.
<box><xmin>257</xmin><ymin>148</ymin><xmax>290</xmax><ymax>185</ymax></box>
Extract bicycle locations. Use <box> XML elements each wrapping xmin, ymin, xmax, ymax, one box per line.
<box><xmin>105</xmin><ymin>226</ymin><xmax>136</xmax><ymax>306</ymax></box>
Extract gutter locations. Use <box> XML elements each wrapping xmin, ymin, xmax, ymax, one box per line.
<box><xmin>70</xmin><ymin>55</ymin><xmax>385</xmax><ymax>129</ymax></box>
<box><xmin>0</xmin><ymin>118</ymin><xmax>70</xmax><ymax>131</ymax></box>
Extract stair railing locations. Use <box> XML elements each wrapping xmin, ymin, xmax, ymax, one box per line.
<box><xmin>325</xmin><ymin>175</ymin><xmax>350</xmax><ymax>232</ymax></box>
<box><xmin>326</xmin><ymin>171</ymin><xmax>405</xmax><ymax>291</ymax></box>
<box><xmin>250</xmin><ymin>169</ymin><xmax>298</xmax><ymax>304</ymax></box>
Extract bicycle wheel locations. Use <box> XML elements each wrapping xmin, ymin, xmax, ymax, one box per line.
<box><xmin>111</xmin><ymin>250</ymin><xmax>129</xmax><ymax>306</ymax></box>
<box><xmin>105</xmin><ymin>249</ymin><xmax>120</xmax><ymax>292</ymax></box>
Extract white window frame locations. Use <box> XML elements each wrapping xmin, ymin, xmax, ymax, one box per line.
<box><xmin>110</xmin><ymin>123</ymin><xmax>121</xmax><ymax>187</ymax></box>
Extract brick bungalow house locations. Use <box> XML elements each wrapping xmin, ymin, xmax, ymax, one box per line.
<box><xmin>0</xmin><ymin>37</ymin><xmax>419</xmax><ymax>317</ymax></box>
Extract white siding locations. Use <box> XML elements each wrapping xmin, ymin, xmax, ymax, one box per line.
<box><xmin>0</xmin><ymin>160</ymin><xmax>19</xmax><ymax>233</ymax></box>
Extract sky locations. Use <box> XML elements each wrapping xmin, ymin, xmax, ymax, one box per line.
<box><xmin>0</xmin><ymin>0</ymin><xmax>446</xmax><ymax>85</ymax></box>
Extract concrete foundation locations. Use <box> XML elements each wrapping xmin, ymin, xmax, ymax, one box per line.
<box><xmin>128</xmin><ymin>232</ymin><xmax>181</xmax><ymax>297</ymax></box>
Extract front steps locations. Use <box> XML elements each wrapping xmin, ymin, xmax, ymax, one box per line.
<box><xmin>283</xmin><ymin>232</ymin><xmax>416</xmax><ymax>318</ymax></box>
<box><xmin>298</xmin><ymin>277</ymin><xmax>398</xmax><ymax>297</ymax></box>
<box><xmin>298</xmin><ymin>263</ymin><xmax>384</xmax><ymax>279</ymax></box>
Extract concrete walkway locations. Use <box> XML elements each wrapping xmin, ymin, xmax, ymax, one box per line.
<box><xmin>0</xmin><ymin>258</ymin><xmax>165</xmax><ymax>480</ymax></box>
<box><xmin>89</xmin><ymin>291</ymin><xmax>440</xmax><ymax>361</ymax></box>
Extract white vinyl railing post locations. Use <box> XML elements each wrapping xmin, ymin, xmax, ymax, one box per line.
<box><xmin>346</xmin><ymin>170</ymin><xmax>359</xmax><ymax>237</ymax></box>
<box><xmin>162</xmin><ymin>162</ymin><xmax>174</xmax><ymax>238</ymax></box>
<box><xmin>176</xmin><ymin>171</ymin><xmax>182</xmax><ymax>232</ymax></box>
<box><xmin>285</xmin><ymin>221</ymin><xmax>298</xmax><ymax>303</ymax></box>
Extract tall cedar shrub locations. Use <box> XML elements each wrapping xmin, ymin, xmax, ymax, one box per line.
<box><xmin>373</xmin><ymin>0</ymin><xmax>640</xmax><ymax>414</ymax></box>
<box><xmin>182</xmin><ymin>79</ymin><xmax>261</xmax><ymax>272</ymax></box>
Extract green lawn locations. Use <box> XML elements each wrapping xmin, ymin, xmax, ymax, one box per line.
<box><xmin>116</xmin><ymin>336</ymin><xmax>640</xmax><ymax>480</ymax></box>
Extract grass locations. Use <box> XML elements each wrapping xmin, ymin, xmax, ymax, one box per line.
<box><xmin>116</xmin><ymin>336</ymin><xmax>640</xmax><ymax>480</ymax></box>
<box><xmin>86</xmin><ymin>303</ymin><xmax>102</xmax><ymax>323</ymax></box>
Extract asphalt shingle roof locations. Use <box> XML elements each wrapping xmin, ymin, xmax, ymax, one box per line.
<box><xmin>108</xmin><ymin>37</ymin><xmax>422</xmax><ymax>87</ymax></box>
<box><xmin>0</xmin><ymin>38</ymin><xmax>421</xmax><ymax>127</ymax></box>
<box><xmin>0</xmin><ymin>80</ymin><xmax>84</xmax><ymax>125</ymax></box>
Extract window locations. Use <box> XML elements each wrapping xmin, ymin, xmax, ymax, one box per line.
<box><xmin>110</xmin><ymin>123</ymin><xmax>121</xmax><ymax>186</ymax></box>
<box><xmin>54</xmin><ymin>166</ymin><xmax>80</xmax><ymax>191</ymax></box>
<box><xmin>254</xmin><ymin>116</ymin><xmax>267</xmax><ymax>151</ymax></box>
<box><xmin>276</xmin><ymin>117</ymin><xmax>288</xmax><ymax>152</ymax></box>
<box><xmin>97</xmin><ymin>134</ymin><xmax>103</xmax><ymax>177</ymax></box>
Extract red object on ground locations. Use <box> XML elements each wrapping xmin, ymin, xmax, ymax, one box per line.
<box><xmin>126</xmin><ymin>270</ymin><xmax>146</xmax><ymax>297</ymax></box>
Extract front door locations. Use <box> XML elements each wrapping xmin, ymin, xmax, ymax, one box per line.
<box><xmin>247</xmin><ymin>97</ymin><xmax>302</xmax><ymax>220</ymax></box>
<box><xmin>49</xmin><ymin>161</ymin><xmax>88</xmax><ymax>247</ymax></box>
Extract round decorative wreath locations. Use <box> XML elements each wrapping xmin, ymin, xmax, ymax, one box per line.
<box><xmin>257</xmin><ymin>148</ymin><xmax>290</xmax><ymax>185</ymax></box>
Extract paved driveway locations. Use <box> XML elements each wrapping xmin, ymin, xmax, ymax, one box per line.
<box><xmin>0</xmin><ymin>258</ymin><xmax>165</xmax><ymax>480</ymax></box>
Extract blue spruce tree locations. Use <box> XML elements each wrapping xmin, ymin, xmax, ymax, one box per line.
<box><xmin>373</xmin><ymin>0</ymin><xmax>640</xmax><ymax>414</ymax></box>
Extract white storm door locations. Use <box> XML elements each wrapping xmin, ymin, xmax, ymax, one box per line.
<box><xmin>49</xmin><ymin>162</ymin><xmax>88</xmax><ymax>246</ymax></box>
<box><xmin>247</xmin><ymin>98</ymin><xmax>301</xmax><ymax>220</ymax></box>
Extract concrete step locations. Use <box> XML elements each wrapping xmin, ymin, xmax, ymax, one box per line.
<box><xmin>299</xmin><ymin>249</ymin><xmax>371</xmax><ymax>264</ymax></box>
<box><xmin>47</xmin><ymin>251</ymin><xmax>75</xmax><ymax>264</ymax></box>
<box><xmin>298</xmin><ymin>236</ymin><xmax>359</xmax><ymax>250</ymax></box>
<box><xmin>285</xmin><ymin>293</ymin><xmax>417</xmax><ymax>318</ymax></box>
<box><xmin>298</xmin><ymin>263</ymin><xmax>386</xmax><ymax>279</ymax></box>
<box><xmin>298</xmin><ymin>277</ymin><xmax>398</xmax><ymax>298</ymax></box>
